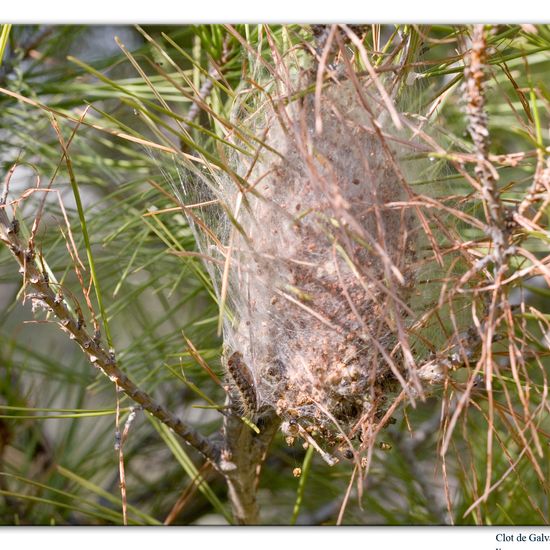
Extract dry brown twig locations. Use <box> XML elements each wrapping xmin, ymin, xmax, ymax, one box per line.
<box><xmin>436</xmin><ymin>25</ymin><xmax>549</xmax><ymax>510</ymax></box>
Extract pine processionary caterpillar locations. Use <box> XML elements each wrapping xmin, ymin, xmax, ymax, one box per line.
<box><xmin>226</xmin><ymin>351</ymin><xmax>258</xmax><ymax>415</ymax></box>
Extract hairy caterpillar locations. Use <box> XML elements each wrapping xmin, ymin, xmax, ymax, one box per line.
<box><xmin>225</xmin><ymin>351</ymin><xmax>258</xmax><ymax>416</ymax></box>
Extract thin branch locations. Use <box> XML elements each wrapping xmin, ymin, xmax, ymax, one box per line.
<box><xmin>0</xmin><ymin>201</ymin><xmax>220</xmax><ymax>467</ymax></box>
<box><xmin>464</xmin><ymin>25</ymin><xmax>510</xmax><ymax>271</ymax></box>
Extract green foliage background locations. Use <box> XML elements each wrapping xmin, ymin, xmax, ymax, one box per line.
<box><xmin>0</xmin><ymin>24</ymin><xmax>548</xmax><ymax>525</ymax></box>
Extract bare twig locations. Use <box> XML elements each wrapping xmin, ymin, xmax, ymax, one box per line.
<box><xmin>462</xmin><ymin>24</ymin><xmax>510</xmax><ymax>503</ymax></box>
<box><xmin>464</xmin><ymin>25</ymin><xmax>510</xmax><ymax>272</ymax></box>
<box><xmin>517</xmin><ymin>157</ymin><xmax>550</xmax><ymax>220</ymax></box>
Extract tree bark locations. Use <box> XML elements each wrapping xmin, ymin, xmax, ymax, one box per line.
<box><xmin>221</xmin><ymin>410</ymin><xmax>280</xmax><ymax>524</ymax></box>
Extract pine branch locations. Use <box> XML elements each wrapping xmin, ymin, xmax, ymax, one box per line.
<box><xmin>0</xmin><ymin>199</ymin><xmax>220</xmax><ymax>467</ymax></box>
<box><xmin>464</xmin><ymin>24</ymin><xmax>511</xmax><ymax>271</ymax></box>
